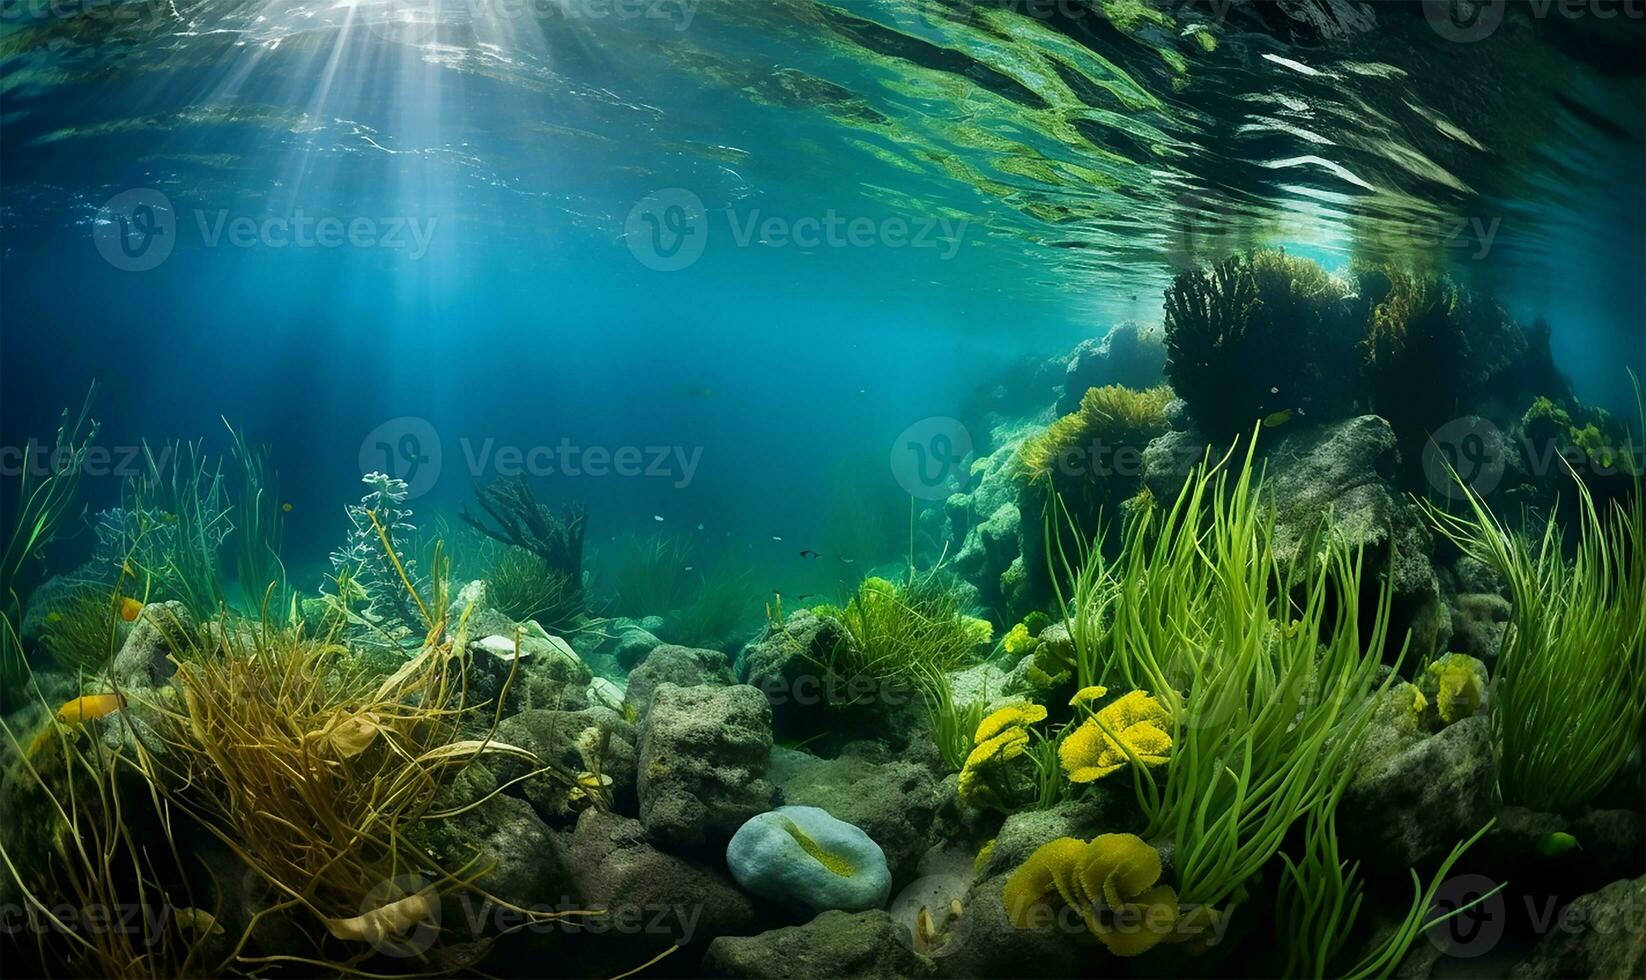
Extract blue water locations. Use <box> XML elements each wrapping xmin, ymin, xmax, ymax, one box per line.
<box><xmin>2</xmin><ymin>0</ymin><xmax>1643</xmax><ymax>592</ymax></box>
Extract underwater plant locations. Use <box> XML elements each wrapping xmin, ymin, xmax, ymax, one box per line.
<box><xmin>1427</xmin><ymin>440</ymin><xmax>1646</xmax><ymax>813</ymax></box>
<box><xmin>39</xmin><ymin>588</ymin><xmax>124</xmax><ymax>675</ymax></box>
<box><xmin>817</xmin><ymin>572</ymin><xmax>992</xmax><ymax>694</ymax></box>
<box><xmin>1163</xmin><ymin>250</ymin><xmax>1351</xmax><ymax>440</ymax></box>
<box><xmin>916</xmin><ymin>665</ymin><xmax>988</xmax><ymax>773</ymax></box>
<box><xmin>0</xmin><ymin>388</ymin><xmax>99</xmax><ymax>703</ymax></box>
<box><xmin>224</xmin><ymin>421</ymin><xmax>285</xmax><ymax>607</ymax></box>
<box><xmin>123</xmin><ymin>440</ymin><xmax>235</xmax><ymax>621</ymax></box>
<box><xmin>460</xmin><ymin>478</ymin><xmax>587</xmax><ymax>584</ymax></box>
<box><xmin>594</xmin><ymin>532</ymin><xmax>696</xmax><ymax>617</ymax></box>
<box><xmin>327</xmin><ymin>472</ymin><xmax>428</xmax><ymax>641</ymax></box>
<box><xmin>485</xmin><ymin>544</ymin><xmax>582</xmax><ymax>632</ymax></box>
<box><xmin>1015</xmin><ymin>384</ymin><xmax>1172</xmax><ymax>487</ymax></box>
<box><xmin>1056</xmin><ymin>435</ymin><xmax>1398</xmax><ymax>912</ymax></box>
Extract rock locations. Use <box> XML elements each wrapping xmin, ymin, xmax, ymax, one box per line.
<box><xmin>627</xmin><ymin>644</ymin><xmax>733</xmax><ymax>716</ymax></box>
<box><xmin>767</xmin><ymin>746</ymin><xmax>940</xmax><ymax>882</ymax></box>
<box><xmin>1351</xmin><ymin>679</ymin><xmax>1431</xmax><ymax>778</ymax></box>
<box><xmin>636</xmin><ymin>683</ymin><xmax>778</xmax><ymax>850</ymax></box>
<box><xmin>1266</xmin><ymin>416</ymin><xmax>1445</xmax><ymax>657</ymax></box>
<box><xmin>425</xmin><ymin>789</ymin><xmax>564</xmax><ymax>914</ymax></box>
<box><xmin>495</xmin><ymin>707</ymin><xmax>638</xmax><ymax>822</ymax></box>
<box><xmin>945</xmin><ymin>663</ymin><xmax>1012</xmax><ymax>711</ymax></box>
<box><xmin>736</xmin><ymin>610</ymin><xmax>849</xmax><ymax>738</ymax></box>
<box><xmin>110</xmin><ymin>601</ymin><xmax>194</xmax><ymax>689</ymax></box>
<box><xmin>1055</xmin><ymin>322</ymin><xmax>1168</xmax><ymax>416</ymax></box>
<box><xmin>561</xmin><ymin>808</ymin><xmax>763</xmax><ymax>972</ymax></box>
<box><xmin>939</xmin><ymin>872</ymin><xmax>1084</xmax><ymax>980</ymax></box>
<box><xmin>1510</xmin><ymin>876</ymin><xmax>1646</xmax><ymax>979</ymax></box>
<box><xmin>701</xmin><ymin>909</ymin><xmax>933</xmax><ymax>980</ymax></box>
<box><xmin>610</xmin><ymin>622</ymin><xmax>664</xmax><ymax>670</ymax></box>
<box><xmin>1481</xmin><ymin>807</ymin><xmax>1646</xmax><ymax>900</ymax></box>
<box><xmin>726</xmin><ymin>806</ymin><xmax>893</xmax><ymax>915</ymax></box>
<box><xmin>1141</xmin><ymin>428</ymin><xmax>1213</xmax><ymax>504</ymax></box>
<box><xmin>1341</xmin><ymin>715</ymin><xmax>1495</xmax><ymax>867</ymax></box>
<box><xmin>976</xmin><ymin>797</ymin><xmax>1120</xmax><ymax>880</ymax></box>
<box><xmin>1449</xmin><ymin>593</ymin><xmax>1510</xmax><ymax>661</ymax></box>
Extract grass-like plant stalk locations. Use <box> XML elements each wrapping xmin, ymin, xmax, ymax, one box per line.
<box><xmin>223</xmin><ymin>420</ymin><xmax>285</xmax><ymax>609</ymax></box>
<box><xmin>1</xmin><ymin>386</ymin><xmax>99</xmax><ymax>704</ymax></box>
<box><xmin>822</xmin><ymin>570</ymin><xmax>989</xmax><ymax>694</ymax></box>
<box><xmin>1061</xmin><ymin>433</ymin><xmax>1399</xmax><ymax>911</ymax></box>
<box><xmin>916</xmin><ymin>665</ymin><xmax>987</xmax><ymax>773</ymax></box>
<box><xmin>125</xmin><ymin>440</ymin><xmax>233</xmax><ymax>621</ymax></box>
<box><xmin>40</xmin><ymin>588</ymin><xmax>124</xmax><ymax>675</ymax></box>
<box><xmin>1426</xmin><ymin>431</ymin><xmax>1645</xmax><ymax>812</ymax></box>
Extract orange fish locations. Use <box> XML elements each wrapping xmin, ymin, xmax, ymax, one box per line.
<box><xmin>57</xmin><ymin>693</ymin><xmax>126</xmax><ymax>725</ymax></box>
<box><xmin>119</xmin><ymin>596</ymin><xmax>143</xmax><ymax>622</ymax></box>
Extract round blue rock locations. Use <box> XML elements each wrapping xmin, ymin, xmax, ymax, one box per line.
<box><xmin>726</xmin><ymin>805</ymin><xmax>892</xmax><ymax>915</ymax></box>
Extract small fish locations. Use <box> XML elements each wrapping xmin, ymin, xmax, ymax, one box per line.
<box><xmin>1270</xmin><ymin>386</ymin><xmax>1280</xmax><ymax>395</ymax></box>
<box><xmin>771</xmin><ymin>535</ymin><xmax>783</xmax><ymax>542</ymax></box>
<box><xmin>838</xmin><ymin>557</ymin><xmax>856</xmax><ymax>565</ymax></box>
<box><xmin>281</xmin><ymin>502</ymin><xmax>294</xmax><ymax>512</ymax></box>
<box><xmin>795</xmin><ymin>593</ymin><xmax>816</xmax><ymax>601</ymax></box>
<box><xmin>119</xmin><ymin>596</ymin><xmax>144</xmax><ymax>622</ymax></box>
<box><xmin>696</xmin><ymin>523</ymin><xmax>704</xmax><ymax>531</ymax></box>
<box><xmin>799</xmin><ymin>549</ymin><xmax>821</xmax><ymax>559</ymax></box>
<box><xmin>58</xmin><ymin>692</ymin><xmax>126</xmax><ymax>726</ymax></box>
<box><xmin>46</xmin><ymin>612</ymin><xmax>62</xmax><ymax>624</ymax></box>
<box><xmin>1534</xmin><ymin>831</ymin><xmax>1580</xmax><ymax>858</ymax></box>
<box><xmin>1262</xmin><ymin>409</ymin><xmax>1294</xmax><ymax>429</ymax></box>
<box><xmin>654</xmin><ymin>515</ymin><xmax>665</xmax><ymax>522</ymax></box>
<box><xmin>684</xmin><ymin>566</ymin><xmax>695</xmax><ymax>572</ymax></box>
<box><xmin>172</xmin><ymin>908</ymin><xmax>225</xmax><ymax>938</ymax></box>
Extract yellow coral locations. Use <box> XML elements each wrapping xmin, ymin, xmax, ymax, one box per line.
<box><xmin>1423</xmin><ymin>654</ymin><xmax>1488</xmax><ymax>724</ymax></box>
<box><xmin>1069</xmin><ymin>685</ymin><xmax>1108</xmax><ymax>707</ymax></box>
<box><xmin>1003</xmin><ymin>833</ymin><xmax>1181</xmax><ymax>956</ymax></box>
<box><xmin>958</xmin><ymin>702</ymin><xmax>1046</xmax><ymax>810</ymax></box>
<box><xmin>1003</xmin><ymin>622</ymin><xmax>1034</xmax><ymax>657</ymax></box>
<box><xmin>1060</xmin><ymin>690</ymin><xmax>1171</xmax><ymax>783</ymax></box>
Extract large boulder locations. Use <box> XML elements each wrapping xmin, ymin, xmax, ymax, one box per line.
<box><xmin>1055</xmin><ymin>322</ymin><xmax>1168</xmax><ymax>416</ymax></box>
<box><xmin>1340</xmin><ymin>714</ymin><xmax>1495</xmax><ymax>867</ymax></box>
<box><xmin>636</xmin><ymin>683</ymin><xmax>779</xmax><ymax>850</ymax></box>
<box><xmin>1265</xmin><ymin>416</ymin><xmax>1447</xmax><ymax>658</ymax></box>
<box><xmin>1510</xmin><ymin>876</ymin><xmax>1646</xmax><ymax>979</ymax></box>
<box><xmin>736</xmin><ymin>610</ymin><xmax>849</xmax><ymax>738</ymax></box>
<box><xmin>701</xmin><ymin>909</ymin><xmax>933</xmax><ymax>980</ymax></box>
<box><xmin>1448</xmin><ymin>592</ymin><xmax>1511</xmax><ymax>662</ymax></box>
<box><xmin>560</xmin><ymin>808</ymin><xmax>764</xmax><ymax>973</ymax></box>
<box><xmin>627</xmin><ymin>644</ymin><xmax>733</xmax><ymax>716</ymax></box>
<box><xmin>609</xmin><ymin>621</ymin><xmax>665</xmax><ymax>670</ymax></box>
<box><xmin>767</xmin><ymin>746</ymin><xmax>939</xmax><ymax>883</ymax></box>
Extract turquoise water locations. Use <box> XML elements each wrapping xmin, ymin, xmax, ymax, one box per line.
<box><xmin>1</xmin><ymin>1</ymin><xmax>1643</xmax><ymax>597</ymax></box>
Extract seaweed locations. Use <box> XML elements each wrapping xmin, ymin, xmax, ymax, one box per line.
<box><xmin>460</xmin><ymin>478</ymin><xmax>587</xmax><ymax>583</ymax></box>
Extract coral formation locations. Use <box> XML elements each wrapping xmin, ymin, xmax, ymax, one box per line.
<box><xmin>1003</xmin><ymin>833</ymin><xmax>1182</xmax><ymax>956</ymax></box>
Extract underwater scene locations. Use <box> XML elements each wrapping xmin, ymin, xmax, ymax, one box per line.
<box><xmin>2</xmin><ymin>0</ymin><xmax>1645</xmax><ymax>977</ymax></box>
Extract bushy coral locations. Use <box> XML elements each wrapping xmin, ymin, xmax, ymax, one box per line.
<box><xmin>1003</xmin><ymin>833</ymin><xmax>1183</xmax><ymax>956</ymax></box>
<box><xmin>1016</xmin><ymin>385</ymin><xmax>1173</xmax><ymax>487</ymax></box>
<box><xmin>1163</xmin><ymin>250</ymin><xmax>1352</xmax><ymax>440</ymax></box>
<box><xmin>327</xmin><ymin>472</ymin><xmax>426</xmax><ymax>636</ymax></box>
<box><xmin>823</xmin><ymin>573</ymin><xmax>991</xmax><ymax>693</ymax></box>
<box><xmin>1420</xmin><ymin>654</ymin><xmax>1489</xmax><ymax>725</ymax></box>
